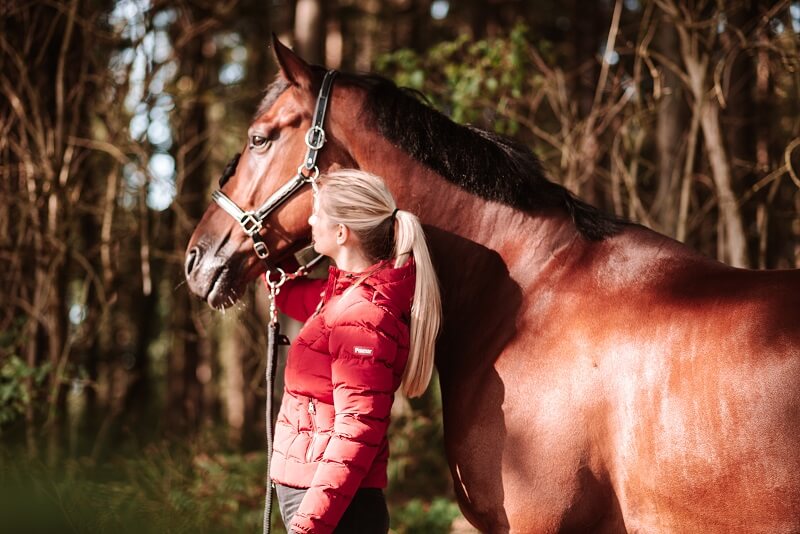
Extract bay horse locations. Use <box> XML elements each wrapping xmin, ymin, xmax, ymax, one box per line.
<box><xmin>184</xmin><ymin>38</ymin><xmax>800</xmax><ymax>533</ymax></box>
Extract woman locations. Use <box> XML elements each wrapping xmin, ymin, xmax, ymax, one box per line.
<box><xmin>269</xmin><ymin>169</ymin><xmax>441</xmax><ymax>534</ymax></box>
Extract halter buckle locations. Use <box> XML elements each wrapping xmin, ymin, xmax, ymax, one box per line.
<box><xmin>253</xmin><ymin>241</ymin><xmax>269</xmax><ymax>259</ymax></box>
<box><xmin>240</xmin><ymin>212</ymin><xmax>263</xmax><ymax>236</ymax></box>
<box><xmin>305</xmin><ymin>125</ymin><xmax>326</xmax><ymax>150</ymax></box>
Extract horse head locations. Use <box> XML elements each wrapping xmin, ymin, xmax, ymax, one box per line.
<box><xmin>184</xmin><ymin>38</ymin><xmax>356</xmax><ymax>308</ymax></box>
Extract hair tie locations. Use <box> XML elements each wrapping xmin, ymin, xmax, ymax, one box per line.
<box><xmin>391</xmin><ymin>208</ymin><xmax>399</xmax><ymax>220</ymax></box>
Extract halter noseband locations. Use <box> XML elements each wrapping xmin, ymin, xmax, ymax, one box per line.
<box><xmin>210</xmin><ymin>70</ymin><xmax>338</xmax><ymax>260</ymax></box>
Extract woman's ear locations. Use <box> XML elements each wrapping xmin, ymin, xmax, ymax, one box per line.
<box><xmin>336</xmin><ymin>224</ymin><xmax>347</xmax><ymax>246</ymax></box>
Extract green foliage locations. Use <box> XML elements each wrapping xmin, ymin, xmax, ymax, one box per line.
<box><xmin>387</xmin><ymin>404</ymin><xmax>451</xmax><ymax>500</ymax></box>
<box><xmin>388</xmin><ymin>377</ymin><xmax>449</xmax><ymax>492</ymax></box>
<box><xmin>377</xmin><ymin>23</ymin><xmax>544</xmax><ymax>135</ymax></box>
<box><xmin>386</xmin><ymin>378</ymin><xmax>461</xmax><ymax>532</ymax></box>
<box><xmin>0</xmin><ymin>355</ymin><xmax>51</xmax><ymax>429</ymax></box>
<box><xmin>0</xmin><ymin>433</ymin><xmax>464</xmax><ymax>533</ymax></box>
<box><xmin>392</xmin><ymin>497</ymin><xmax>461</xmax><ymax>534</ymax></box>
<box><xmin>0</xmin><ymin>440</ymin><xmax>280</xmax><ymax>533</ymax></box>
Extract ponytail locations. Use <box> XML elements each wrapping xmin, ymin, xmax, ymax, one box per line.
<box><xmin>393</xmin><ymin>210</ymin><xmax>441</xmax><ymax>397</ymax></box>
<box><xmin>317</xmin><ymin>169</ymin><xmax>442</xmax><ymax>397</ymax></box>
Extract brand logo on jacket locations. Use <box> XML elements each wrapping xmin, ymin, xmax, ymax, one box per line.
<box><xmin>353</xmin><ymin>346</ymin><xmax>374</xmax><ymax>355</ymax></box>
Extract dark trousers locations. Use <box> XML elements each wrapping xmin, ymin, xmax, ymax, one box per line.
<box><xmin>275</xmin><ymin>483</ymin><xmax>390</xmax><ymax>533</ymax></box>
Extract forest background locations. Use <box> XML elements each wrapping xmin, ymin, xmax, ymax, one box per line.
<box><xmin>2</xmin><ymin>0</ymin><xmax>799</xmax><ymax>532</ymax></box>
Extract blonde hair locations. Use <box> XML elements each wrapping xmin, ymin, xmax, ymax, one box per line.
<box><xmin>317</xmin><ymin>169</ymin><xmax>441</xmax><ymax>397</ymax></box>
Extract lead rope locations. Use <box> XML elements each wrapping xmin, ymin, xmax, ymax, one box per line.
<box><xmin>263</xmin><ymin>275</ymin><xmax>288</xmax><ymax>534</ymax></box>
<box><xmin>262</xmin><ymin>255</ymin><xmax>325</xmax><ymax>534</ymax></box>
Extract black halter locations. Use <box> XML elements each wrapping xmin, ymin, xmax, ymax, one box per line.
<box><xmin>210</xmin><ymin>70</ymin><xmax>338</xmax><ymax>259</ymax></box>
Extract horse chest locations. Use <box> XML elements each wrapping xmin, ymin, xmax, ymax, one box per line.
<box><xmin>441</xmin><ymin>363</ymin><xmax>616</xmax><ymax>533</ymax></box>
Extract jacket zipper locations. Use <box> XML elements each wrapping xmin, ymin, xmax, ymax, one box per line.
<box><xmin>306</xmin><ymin>398</ymin><xmax>317</xmax><ymax>463</ymax></box>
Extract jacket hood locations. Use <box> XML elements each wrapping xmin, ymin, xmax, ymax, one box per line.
<box><xmin>325</xmin><ymin>257</ymin><xmax>416</xmax><ymax>315</ymax></box>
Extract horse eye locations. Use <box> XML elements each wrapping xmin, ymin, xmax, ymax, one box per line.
<box><xmin>250</xmin><ymin>134</ymin><xmax>269</xmax><ymax>149</ymax></box>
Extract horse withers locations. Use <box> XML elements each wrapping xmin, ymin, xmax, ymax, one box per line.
<box><xmin>184</xmin><ymin>38</ymin><xmax>800</xmax><ymax>533</ymax></box>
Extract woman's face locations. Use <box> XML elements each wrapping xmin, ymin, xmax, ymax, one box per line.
<box><xmin>309</xmin><ymin>195</ymin><xmax>340</xmax><ymax>258</ymax></box>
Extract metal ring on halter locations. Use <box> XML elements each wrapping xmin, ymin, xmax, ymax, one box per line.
<box><xmin>265</xmin><ymin>268</ymin><xmax>287</xmax><ymax>290</ymax></box>
<box><xmin>298</xmin><ymin>164</ymin><xmax>320</xmax><ymax>182</ymax></box>
<box><xmin>305</xmin><ymin>125</ymin><xmax>326</xmax><ymax>150</ymax></box>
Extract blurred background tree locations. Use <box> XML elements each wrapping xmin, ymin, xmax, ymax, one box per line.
<box><xmin>1</xmin><ymin>0</ymin><xmax>799</xmax><ymax>532</ymax></box>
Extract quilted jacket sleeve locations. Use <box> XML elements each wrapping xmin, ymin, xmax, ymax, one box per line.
<box><xmin>289</xmin><ymin>303</ymin><xmax>398</xmax><ymax>534</ymax></box>
<box><xmin>270</xmin><ymin>277</ymin><xmax>326</xmax><ymax>323</ymax></box>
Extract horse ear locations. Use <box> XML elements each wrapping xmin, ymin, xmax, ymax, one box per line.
<box><xmin>272</xmin><ymin>34</ymin><xmax>313</xmax><ymax>91</ymax></box>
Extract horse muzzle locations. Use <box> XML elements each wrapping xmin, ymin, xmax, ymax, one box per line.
<box><xmin>185</xmin><ymin>244</ymin><xmax>249</xmax><ymax>308</ymax></box>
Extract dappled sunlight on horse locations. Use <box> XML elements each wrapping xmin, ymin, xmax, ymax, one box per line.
<box><xmin>185</xmin><ymin>37</ymin><xmax>800</xmax><ymax>533</ymax></box>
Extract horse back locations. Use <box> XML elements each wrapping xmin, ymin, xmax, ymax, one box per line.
<box><xmin>573</xmin><ymin>226</ymin><xmax>800</xmax><ymax>532</ymax></box>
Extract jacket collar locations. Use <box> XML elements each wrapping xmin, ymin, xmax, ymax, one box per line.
<box><xmin>324</xmin><ymin>257</ymin><xmax>416</xmax><ymax>313</ymax></box>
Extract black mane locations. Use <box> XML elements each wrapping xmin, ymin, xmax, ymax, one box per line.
<box><xmin>260</xmin><ymin>70</ymin><xmax>622</xmax><ymax>240</ymax></box>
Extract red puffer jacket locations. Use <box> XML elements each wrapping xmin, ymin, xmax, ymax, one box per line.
<box><xmin>269</xmin><ymin>258</ymin><xmax>415</xmax><ymax>534</ymax></box>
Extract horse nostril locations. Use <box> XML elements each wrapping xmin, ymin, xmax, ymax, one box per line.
<box><xmin>185</xmin><ymin>246</ymin><xmax>201</xmax><ymax>278</ymax></box>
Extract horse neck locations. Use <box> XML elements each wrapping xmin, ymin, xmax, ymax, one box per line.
<box><xmin>348</xmin><ymin>131</ymin><xmax>584</xmax><ymax>284</ymax></box>
<box><xmin>348</xmin><ymin>131</ymin><xmax>586</xmax><ymax>379</ymax></box>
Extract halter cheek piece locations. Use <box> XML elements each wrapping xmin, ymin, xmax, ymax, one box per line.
<box><xmin>210</xmin><ymin>72</ymin><xmax>337</xmax><ymax>534</ymax></box>
<box><xmin>210</xmin><ymin>70</ymin><xmax>338</xmax><ymax>260</ymax></box>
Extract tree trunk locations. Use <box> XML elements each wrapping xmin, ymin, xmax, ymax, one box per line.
<box><xmin>167</xmin><ymin>6</ymin><xmax>217</xmax><ymax>432</ymax></box>
<box><xmin>699</xmin><ymin>96</ymin><xmax>749</xmax><ymax>267</ymax></box>
<box><xmin>219</xmin><ymin>311</ymin><xmax>247</xmax><ymax>445</ymax></box>
<box><xmin>467</xmin><ymin>0</ymin><xmax>491</xmax><ymax>40</ymax></box>
<box><xmin>0</xmin><ymin>0</ymin><xmax>109</xmax><ymax>457</ymax></box>
<box><xmin>568</xmin><ymin>0</ymin><xmax>606</xmax><ymax>202</ymax></box>
<box><xmin>722</xmin><ymin>2</ymin><xmax>764</xmax><ymax>267</ymax></box>
<box><xmin>241</xmin><ymin>0</ymin><xmax>275</xmax><ymax>97</ymax></box>
<box><xmin>218</xmin><ymin>290</ymin><xmax>268</xmax><ymax>446</ymax></box>
<box><xmin>357</xmin><ymin>0</ymin><xmax>381</xmax><ymax>71</ymax></box>
<box><xmin>675</xmin><ymin>12</ymin><xmax>749</xmax><ymax>267</ymax></box>
<box><xmin>409</xmin><ymin>0</ymin><xmax>433</xmax><ymax>54</ymax></box>
<box><xmin>294</xmin><ymin>0</ymin><xmax>326</xmax><ymax>64</ymax></box>
<box><xmin>653</xmin><ymin>21</ymin><xmax>688</xmax><ymax>236</ymax></box>
<box><xmin>795</xmin><ymin>190</ymin><xmax>800</xmax><ymax>268</ymax></box>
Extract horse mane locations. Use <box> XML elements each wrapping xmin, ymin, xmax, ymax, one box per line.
<box><xmin>254</xmin><ymin>77</ymin><xmax>291</xmax><ymax>120</ymax></box>
<box><xmin>259</xmin><ymin>69</ymin><xmax>623</xmax><ymax>240</ymax></box>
